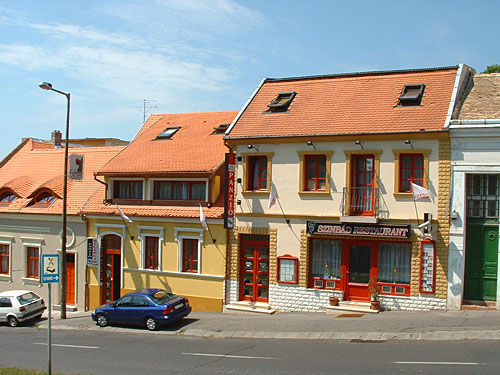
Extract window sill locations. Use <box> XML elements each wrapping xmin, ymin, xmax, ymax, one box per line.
<box><xmin>241</xmin><ymin>190</ymin><xmax>270</xmax><ymax>196</ymax></box>
<box><xmin>298</xmin><ymin>191</ymin><xmax>331</xmax><ymax>196</ymax></box>
<box><xmin>22</xmin><ymin>277</ymin><xmax>41</xmax><ymax>286</ymax></box>
<box><xmin>393</xmin><ymin>192</ymin><xmax>414</xmax><ymax>199</ymax></box>
<box><xmin>0</xmin><ymin>274</ymin><xmax>12</xmax><ymax>283</ymax></box>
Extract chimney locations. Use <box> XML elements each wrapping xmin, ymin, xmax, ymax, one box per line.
<box><xmin>51</xmin><ymin>130</ymin><xmax>62</xmax><ymax>147</ymax></box>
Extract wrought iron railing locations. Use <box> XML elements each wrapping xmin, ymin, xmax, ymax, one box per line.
<box><xmin>341</xmin><ymin>187</ymin><xmax>380</xmax><ymax>217</ymax></box>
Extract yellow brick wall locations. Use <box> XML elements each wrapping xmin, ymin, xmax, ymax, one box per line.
<box><xmin>435</xmin><ymin>138</ymin><xmax>451</xmax><ymax>298</ymax></box>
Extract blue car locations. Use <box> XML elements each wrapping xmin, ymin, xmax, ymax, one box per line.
<box><xmin>91</xmin><ymin>289</ymin><xmax>191</xmax><ymax>331</ymax></box>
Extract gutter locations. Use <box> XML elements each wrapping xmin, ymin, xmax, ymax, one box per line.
<box><xmin>225</xmin><ymin>78</ymin><xmax>266</xmax><ymax>137</ymax></box>
<box><xmin>449</xmin><ymin>119</ymin><xmax>500</xmax><ymax>127</ymax></box>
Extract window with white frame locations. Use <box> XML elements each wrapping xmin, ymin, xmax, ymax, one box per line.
<box><xmin>175</xmin><ymin>228</ymin><xmax>203</xmax><ymax>274</ymax></box>
<box><xmin>143</xmin><ymin>236</ymin><xmax>160</xmax><ymax>270</ymax></box>
<box><xmin>26</xmin><ymin>246</ymin><xmax>40</xmax><ymax>279</ymax></box>
<box><xmin>0</xmin><ymin>244</ymin><xmax>9</xmax><ymax>275</ymax></box>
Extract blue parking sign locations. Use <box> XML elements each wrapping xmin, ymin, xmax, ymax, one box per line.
<box><xmin>42</xmin><ymin>254</ymin><xmax>60</xmax><ymax>283</ymax></box>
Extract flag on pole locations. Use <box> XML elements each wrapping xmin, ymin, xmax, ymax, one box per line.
<box><xmin>268</xmin><ymin>182</ymin><xmax>279</xmax><ymax>209</ymax></box>
<box><xmin>117</xmin><ymin>206</ymin><xmax>132</xmax><ymax>223</ymax></box>
<box><xmin>411</xmin><ymin>183</ymin><xmax>434</xmax><ymax>200</ymax></box>
<box><xmin>199</xmin><ymin>204</ymin><xmax>208</xmax><ymax>230</ymax></box>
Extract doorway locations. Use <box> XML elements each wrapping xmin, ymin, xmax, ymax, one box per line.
<box><xmin>239</xmin><ymin>235</ymin><xmax>269</xmax><ymax>302</ymax></box>
<box><xmin>101</xmin><ymin>234</ymin><xmax>122</xmax><ymax>304</ymax></box>
<box><xmin>343</xmin><ymin>240</ymin><xmax>376</xmax><ymax>301</ymax></box>
<box><xmin>65</xmin><ymin>253</ymin><xmax>76</xmax><ymax>305</ymax></box>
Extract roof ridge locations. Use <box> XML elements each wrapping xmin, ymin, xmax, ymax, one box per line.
<box><xmin>264</xmin><ymin>65</ymin><xmax>460</xmax><ymax>83</ymax></box>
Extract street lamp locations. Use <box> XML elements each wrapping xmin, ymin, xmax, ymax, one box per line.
<box><xmin>39</xmin><ymin>81</ymin><xmax>70</xmax><ymax>320</ymax></box>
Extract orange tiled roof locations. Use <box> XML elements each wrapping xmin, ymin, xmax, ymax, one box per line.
<box><xmin>0</xmin><ymin>139</ymin><xmax>124</xmax><ymax>216</ymax></box>
<box><xmin>226</xmin><ymin>67</ymin><xmax>460</xmax><ymax>139</ymax></box>
<box><xmin>458</xmin><ymin>73</ymin><xmax>500</xmax><ymax>120</ymax></box>
<box><xmin>98</xmin><ymin>111</ymin><xmax>238</xmax><ymax>175</ymax></box>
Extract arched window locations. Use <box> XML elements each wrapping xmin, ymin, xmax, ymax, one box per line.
<box><xmin>31</xmin><ymin>191</ymin><xmax>56</xmax><ymax>206</ymax></box>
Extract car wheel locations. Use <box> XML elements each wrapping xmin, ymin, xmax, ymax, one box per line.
<box><xmin>7</xmin><ymin>316</ymin><xmax>19</xmax><ymax>327</ymax></box>
<box><xmin>96</xmin><ymin>314</ymin><xmax>108</xmax><ymax>327</ymax></box>
<box><xmin>145</xmin><ymin>317</ymin><xmax>158</xmax><ymax>331</ymax></box>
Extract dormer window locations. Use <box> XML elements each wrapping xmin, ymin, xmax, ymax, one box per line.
<box><xmin>32</xmin><ymin>191</ymin><xmax>56</xmax><ymax>206</ymax></box>
<box><xmin>267</xmin><ymin>92</ymin><xmax>296</xmax><ymax>113</ymax></box>
<box><xmin>398</xmin><ymin>84</ymin><xmax>425</xmax><ymax>106</ymax></box>
<box><xmin>112</xmin><ymin>180</ymin><xmax>143</xmax><ymax>199</ymax></box>
<box><xmin>157</xmin><ymin>126</ymin><xmax>180</xmax><ymax>139</ymax></box>
<box><xmin>0</xmin><ymin>191</ymin><xmax>16</xmax><ymax>204</ymax></box>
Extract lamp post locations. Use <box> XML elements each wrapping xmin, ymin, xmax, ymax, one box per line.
<box><xmin>39</xmin><ymin>82</ymin><xmax>70</xmax><ymax>320</ymax></box>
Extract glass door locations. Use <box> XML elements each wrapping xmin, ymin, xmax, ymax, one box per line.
<box><xmin>344</xmin><ymin>241</ymin><xmax>375</xmax><ymax>301</ymax></box>
<box><xmin>101</xmin><ymin>234</ymin><xmax>121</xmax><ymax>304</ymax></box>
<box><xmin>240</xmin><ymin>235</ymin><xmax>269</xmax><ymax>302</ymax></box>
<box><xmin>351</xmin><ymin>155</ymin><xmax>375</xmax><ymax>215</ymax></box>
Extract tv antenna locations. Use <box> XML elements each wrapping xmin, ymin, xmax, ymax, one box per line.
<box><xmin>136</xmin><ymin>99</ymin><xmax>158</xmax><ymax>123</ymax></box>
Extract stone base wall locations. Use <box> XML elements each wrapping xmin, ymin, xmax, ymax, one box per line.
<box><xmin>227</xmin><ymin>280</ymin><xmax>446</xmax><ymax>312</ymax></box>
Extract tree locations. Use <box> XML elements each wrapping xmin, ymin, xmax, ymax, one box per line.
<box><xmin>482</xmin><ymin>64</ymin><xmax>500</xmax><ymax>74</ymax></box>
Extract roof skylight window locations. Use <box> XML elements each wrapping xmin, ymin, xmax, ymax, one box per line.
<box><xmin>157</xmin><ymin>126</ymin><xmax>181</xmax><ymax>139</ymax></box>
<box><xmin>398</xmin><ymin>84</ymin><xmax>425</xmax><ymax>106</ymax></box>
<box><xmin>267</xmin><ymin>92</ymin><xmax>296</xmax><ymax>113</ymax></box>
<box><xmin>211</xmin><ymin>123</ymin><xmax>230</xmax><ymax>135</ymax></box>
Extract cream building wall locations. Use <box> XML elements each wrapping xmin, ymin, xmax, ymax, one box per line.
<box><xmin>236</xmin><ymin>138</ymin><xmax>441</xmax><ymax>259</ymax></box>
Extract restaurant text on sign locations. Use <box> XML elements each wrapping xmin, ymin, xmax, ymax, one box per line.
<box><xmin>307</xmin><ymin>221</ymin><xmax>411</xmax><ymax>239</ymax></box>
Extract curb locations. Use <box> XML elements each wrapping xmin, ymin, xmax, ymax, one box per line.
<box><xmin>38</xmin><ymin>323</ymin><xmax>500</xmax><ymax>341</ymax></box>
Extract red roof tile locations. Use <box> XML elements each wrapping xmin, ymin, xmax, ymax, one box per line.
<box><xmin>0</xmin><ymin>139</ymin><xmax>124</xmax><ymax>216</ymax></box>
<box><xmin>226</xmin><ymin>67</ymin><xmax>459</xmax><ymax>139</ymax></box>
<box><xmin>98</xmin><ymin>111</ymin><xmax>238</xmax><ymax>175</ymax></box>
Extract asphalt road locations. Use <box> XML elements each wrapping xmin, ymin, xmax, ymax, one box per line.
<box><xmin>1</xmin><ymin>327</ymin><xmax>500</xmax><ymax>375</ymax></box>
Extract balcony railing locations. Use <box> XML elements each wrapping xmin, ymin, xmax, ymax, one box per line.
<box><xmin>341</xmin><ymin>187</ymin><xmax>380</xmax><ymax>218</ymax></box>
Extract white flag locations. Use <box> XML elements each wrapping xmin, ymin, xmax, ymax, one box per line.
<box><xmin>411</xmin><ymin>183</ymin><xmax>433</xmax><ymax>200</ymax></box>
<box><xmin>199</xmin><ymin>204</ymin><xmax>208</xmax><ymax>230</ymax></box>
<box><xmin>117</xmin><ymin>206</ymin><xmax>132</xmax><ymax>223</ymax></box>
<box><xmin>268</xmin><ymin>182</ymin><xmax>279</xmax><ymax>209</ymax></box>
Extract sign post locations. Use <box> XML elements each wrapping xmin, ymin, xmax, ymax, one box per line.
<box><xmin>42</xmin><ymin>254</ymin><xmax>60</xmax><ymax>375</ymax></box>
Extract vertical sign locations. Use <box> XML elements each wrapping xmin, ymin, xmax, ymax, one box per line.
<box><xmin>69</xmin><ymin>154</ymin><xmax>84</xmax><ymax>180</ymax></box>
<box><xmin>419</xmin><ymin>239</ymin><xmax>436</xmax><ymax>294</ymax></box>
<box><xmin>224</xmin><ymin>153</ymin><xmax>236</xmax><ymax>229</ymax></box>
<box><xmin>86</xmin><ymin>238</ymin><xmax>98</xmax><ymax>265</ymax></box>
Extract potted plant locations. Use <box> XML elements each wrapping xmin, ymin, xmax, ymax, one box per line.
<box><xmin>329</xmin><ymin>295</ymin><xmax>339</xmax><ymax>306</ymax></box>
<box><xmin>368</xmin><ymin>276</ymin><xmax>380</xmax><ymax>310</ymax></box>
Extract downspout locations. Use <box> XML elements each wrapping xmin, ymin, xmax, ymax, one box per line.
<box><xmin>223</xmin><ymin>145</ymin><xmax>234</xmax><ymax>307</ymax></box>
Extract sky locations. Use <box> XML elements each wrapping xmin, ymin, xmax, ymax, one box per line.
<box><xmin>0</xmin><ymin>0</ymin><xmax>498</xmax><ymax>160</ymax></box>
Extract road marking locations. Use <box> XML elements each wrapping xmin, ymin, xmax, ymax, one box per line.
<box><xmin>394</xmin><ymin>361</ymin><xmax>478</xmax><ymax>366</ymax></box>
<box><xmin>34</xmin><ymin>343</ymin><xmax>100</xmax><ymax>349</ymax></box>
<box><xmin>182</xmin><ymin>352</ymin><xmax>277</xmax><ymax>360</ymax></box>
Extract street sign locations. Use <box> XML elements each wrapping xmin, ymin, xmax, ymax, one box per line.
<box><xmin>42</xmin><ymin>254</ymin><xmax>60</xmax><ymax>283</ymax></box>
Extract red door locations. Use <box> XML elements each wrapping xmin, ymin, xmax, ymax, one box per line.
<box><xmin>65</xmin><ymin>253</ymin><xmax>76</xmax><ymax>305</ymax></box>
<box><xmin>240</xmin><ymin>235</ymin><xmax>269</xmax><ymax>302</ymax></box>
<box><xmin>351</xmin><ymin>155</ymin><xmax>375</xmax><ymax>215</ymax></box>
<box><xmin>343</xmin><ymin>240</ymin><xmax>377</xmax><ymax>301</ymax></box>
<box><xmin>101</xmin><ymin>234</ymin><xmax>121</xmax><ymax>304</ymax></box>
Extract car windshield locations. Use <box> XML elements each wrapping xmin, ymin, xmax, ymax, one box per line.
<box><xmin>150</xmin><ymin>290</ymin><xmax>177</xmax><ymax>304</ymax></box>
<box><xmin>17</xmin><ymin>292</ymin><xmax>39</xmax><ymax>305</ymax></box>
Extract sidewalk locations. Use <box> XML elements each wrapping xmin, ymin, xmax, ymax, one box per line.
<box><xmin>35</xmin><ymin>309</ymin><xmax>500</xmax><ymax>341</ymax></box>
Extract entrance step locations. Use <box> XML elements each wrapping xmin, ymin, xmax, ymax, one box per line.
<box><xmin>326</xmin><ymin>300</ymin><xmax>379</xmax><ymax>314</ymax></box>
<box><xmin>224</xmin><ymin>301</ymin><xmax>277</xmax><ymax>315</ymax></box>
<box><xmin>461</xmin><ymin>299</ymin><xmax>497</xmax><ymax>310</ymax></box>
<box><xmin>52</xmin><ymin>304</ymin><xmax>78</xmax><ymax>312</ymax></box>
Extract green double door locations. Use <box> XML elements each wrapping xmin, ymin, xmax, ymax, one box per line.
<box><xmin>464</xmin><ymin>224</ymin><xmax>498</xmax><ymax>301</ymax></box>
